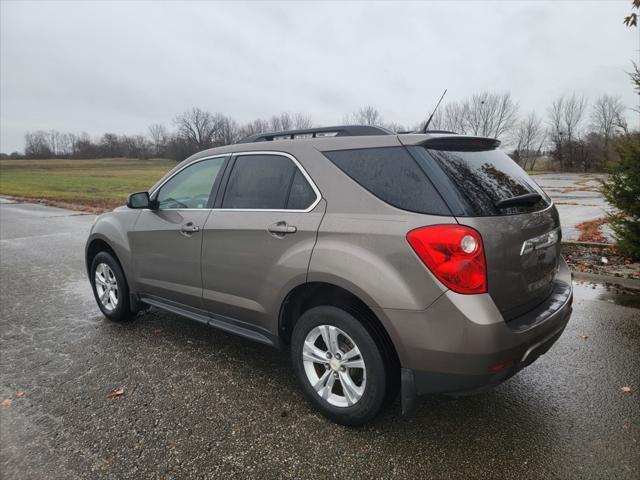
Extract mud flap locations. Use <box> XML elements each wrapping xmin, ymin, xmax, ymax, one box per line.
<box><xmin>401</xmin><ymin>368</ymin><xmax>417</xmax><ymax>415</ymax></box>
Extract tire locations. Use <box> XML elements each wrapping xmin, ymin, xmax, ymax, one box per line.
<box><xmin>90</xmin><ymin>251</ymin><xmax>134</xmax><ymax>322</ymax></box>
<box><xmin>291</xmin><ymin>306</ymin><xmax>389</xmax><ymax>426</ymax></box>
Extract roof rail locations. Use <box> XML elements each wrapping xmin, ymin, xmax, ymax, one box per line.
<box><xmin>236</xmin><ymin>125</ymin><xmax>393</xmax><ymax>144</ymax></box>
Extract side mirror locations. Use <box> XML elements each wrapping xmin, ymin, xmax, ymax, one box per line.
<box><xmin>126</xmin><ymin>191</ymin><xmax>157</xmax><ymax>209</ymax></box>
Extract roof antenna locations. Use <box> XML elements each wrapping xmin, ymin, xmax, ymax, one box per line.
<box><xmin>421</xmin><ymin>89</ymin><xmax>447</xmax><ymax>133</ymax></box>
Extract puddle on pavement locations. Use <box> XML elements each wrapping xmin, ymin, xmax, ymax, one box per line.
<box><xmin>573</xmin><ymin>280</ymin><xmax>640</xmax><ymax>309</ymax></box>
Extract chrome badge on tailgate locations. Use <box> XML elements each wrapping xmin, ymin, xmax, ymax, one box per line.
<box><xmin>520</xmin><ymin>228</ymin><xmax>561</xmax><ymax>256</ymax></box>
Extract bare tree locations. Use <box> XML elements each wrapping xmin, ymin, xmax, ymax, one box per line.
<box><xmin>174</xmin><ymin>107</ymin><xmax>221</xmax><ymax>150</ymax></box>
<box><xmin>46</xmin><ymin>130</ymin><xmax>64</xmax><ymax>156</ymax></box>
<box><xmin>563</xmin><ymin>94</ymin><xmax>588</xmax><ymax>168</ymax></box>
<box><xmin>425</xmin><ymin>92</ymin><xmax>517</xmax><ymax>141</ymax></box>
<box><xmin>215</xmin><ymin>115</ymin><xmax>239</xmax><ymax>146</ymax></box>
<box><xmin>293</xmin><ymin>113</ymin><xmax>313</xmax><ymax>129</ymax></box>
<box><xmin>514</xmin><ymin>112</ymin><xmax>546</xmax><ymax>170</ymax></box>
<box><xmin>382</xmin><ymin>122</ymin><xmax>408</xmax><ymax>133</ymax></box>
<box><xmin>24</xmin><ymin>131</ymin><xmax>51</xmax><ymax>158</ymax></box>
<box><xmin>547</xmin><ymin>96</ymin><xmax>565</xmax><ymax>169</ymax></box>
<box><xmin>591</xmin><ymin>95</ymin><xmax>626</xmax><ymax>163</ymax></box>
<box><xmin>58</xmin><ymin>133</ymin><xmax>73</xmax><ymax>157</ymax></box>
<box><xmin>345</xmin><ymin>106</ymin><xmax>383</xmax><ymax>126</ymax></box>
<box><xmin>547</xmin><ymin>94</ymin><xmax>588</xmax><ymax>170</ymax></box>
<box><xmin>269</xmin><ymin>112</ymin><xmax>292</xmax><ymax>131</ymax></box>
<box><xmin>429</xmin><ymin>102</ymin><xmax>468</xmax><ymax>133</ymax></box>
<box><xmin>563</xmin><ymin>94</ymin><xmax>587</xmax><ymax>142</ymax></box>
<box><xmin>121</xmin><ymin>134</ymin><xmax>152</xmax><ymax>159</ymax></box>
<box><xmin>148</xmin><ymin>124</ymin><xmax>168</xmax><ymax>157</ymax></box>
<box><xmin>462</xmin><ymin>92</ymin><xmax>519</xmax><ymax>139</ymax></box>
<box><xmin>238</xmin><ymin>118</ymin><xmax>270</xmax><ymax>139</ymax></box>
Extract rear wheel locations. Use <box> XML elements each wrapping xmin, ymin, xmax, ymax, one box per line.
<box><xmin>90</xmin><ymin>251</ymin><xmax>133</xmax><ymax>321</ymax></box>
<box><xmin>291</xmin><ymin>306</ymin><xmax>389</xmax><ymax>426</ymax></box>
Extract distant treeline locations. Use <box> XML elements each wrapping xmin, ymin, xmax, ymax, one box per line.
<box><xmin>2</xmin><ymin>91</ymin><xmax>634</xmax><ymax>172</ymax></box>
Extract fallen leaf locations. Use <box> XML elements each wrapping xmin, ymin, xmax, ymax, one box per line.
<box><xmin>16</xmin><ymin>391</ymin><xmax>25</xmax><ymax>397</ymax></box>
<box><xmin>580</xmin><ymin>335</ymin><xmax>589</xmax><ymax>340</ymax></box>
<box><xmin>1</xmin><ymin>399</ymin><xmax>12</xmax><ymax>407</ymax></box>
<box><xmin>107</xmin><ymin>388</ymin><xmax>125</xmax><ymax>399</ymax></box>
<box><xmin>621</xmin><ymin>386</ymin><xmax>632</xmax><ymax>393</ymax></box>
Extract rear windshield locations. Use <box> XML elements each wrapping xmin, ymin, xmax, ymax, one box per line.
<box><xmin>322</xmin><ymin>147</ymin><xmax>451</xmax><ymax>216</ymax></box>
<box><xmin>409</xmin><ymin>147</ymin><xmax>551</xmax><ymax>217</ymax></box>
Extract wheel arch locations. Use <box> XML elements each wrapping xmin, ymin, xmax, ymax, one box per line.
<box><xmin>279</xmin><ymin>281</ymin><xmax>401</xmax><ymax>370</ymax></box>
<box><xmin>85</xmin><ymin>234</ymin><xmax>135</xmax><ymax>295</ymax></box>
<box><xmin>86</xmin><ymin>237</ymin><xmax>119</xmax><ymax>274</ymax></box>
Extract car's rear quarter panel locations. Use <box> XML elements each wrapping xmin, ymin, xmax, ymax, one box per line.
<box><xmin>293</xmin><ymin>140</ymin><xmax>463</xmax><ymax>362</ymax></box>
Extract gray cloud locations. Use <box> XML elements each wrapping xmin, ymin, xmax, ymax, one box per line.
<box><xmin>1</xmin><ymin>0</ymin><xmax>638</xmax><ymax>152</ymax></box>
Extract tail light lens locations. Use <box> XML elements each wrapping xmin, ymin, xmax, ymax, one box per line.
<box><xmin>406</xmin><ymin>225</ymin><xmax>487</xmax><ymax>294</ymax></box>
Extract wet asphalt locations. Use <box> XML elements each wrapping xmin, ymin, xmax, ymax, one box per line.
<box><xmin>534</xmin><ymin>173</ymin><xmax>612</xmax><ymax>242</ymax></box>
<box><xmin>0</xmin><ymin>200</ymin><xmax>638</xmax><ymax>480</ymax></box>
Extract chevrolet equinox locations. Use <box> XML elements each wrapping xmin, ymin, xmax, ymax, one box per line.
<box><xmin>86</xmin><ymin>125</ymin><xmax>573</xmax><ymax>425</ymax></box>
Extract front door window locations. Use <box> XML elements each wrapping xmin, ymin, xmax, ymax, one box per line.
<box><xmin>157</xmin><ymin>157</ymin><xmax>225</xmax><ymax>209</ymax></box>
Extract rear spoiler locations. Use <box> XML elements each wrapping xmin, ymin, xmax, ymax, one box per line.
<box><xmin>399</xmin><ymin>134</ymin><xmax>500</xmax><ymax>151</ymax></box>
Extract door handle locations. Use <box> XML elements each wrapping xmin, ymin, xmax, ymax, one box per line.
<box><xmin>180</xmin><ymin>222</ymin><xmax>200</xmax><ymax>235</ymax></box>
<box><xmin>267</xmin><ymin>221</ymin><xmax>297</xmax><ymax>237</ymax></box>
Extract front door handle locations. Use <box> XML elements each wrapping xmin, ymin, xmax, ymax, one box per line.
<box><xmin>180</xmin><ymin>222</ymin><xmax>200</xmax><ymax>235</ymax></box>
<box><xmin>267</xmin><ymin>221</ymin><xmax>297</xmax><ymax>237</ymax></box>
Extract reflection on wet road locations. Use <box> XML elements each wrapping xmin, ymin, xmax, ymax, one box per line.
<box><xmin>1</xmin><ymin>200</ymin><xmax>638</xmax><ymax>479</ymax></box>
<box><xmin>579</xmin><ymin>282</ymin><xmax>640</xmax><ymax>309</ymax></box>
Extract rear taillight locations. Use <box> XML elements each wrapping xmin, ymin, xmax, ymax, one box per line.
<box><xmin>406</xmin><ymin>225</ymin><xmax>487</xmax><ymax>294</ymax></box>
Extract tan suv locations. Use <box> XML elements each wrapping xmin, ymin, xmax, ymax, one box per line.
<box><xmin>86</xmin><ymin>125</ymin><xmax>573</xmax><ymax>425</ymax></box>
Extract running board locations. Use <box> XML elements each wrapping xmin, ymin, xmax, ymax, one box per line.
<box><xmin>139</xmin><ymin>296</ymin><xmax>280</xmax><ymax>348</ymax></box>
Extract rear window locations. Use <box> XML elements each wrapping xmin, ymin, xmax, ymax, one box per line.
<box><xmin>409</xmin><ymin>147</ymin><xmax>551</xmax><ymax>217</ymax></box>
<box><xmin>322</xmin><ymin>147</ymin><xmax>451</xmax><ymax>216</ymax></box>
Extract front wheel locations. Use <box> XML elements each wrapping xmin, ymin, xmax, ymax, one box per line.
<box><xmin>90</xmin><ymin>251</ymin><xmax>133</xmax><ymax>321</ymax></box>
<box><xmin>291</xmin><ymin>306</ymin><xmax>389</xmax><ymax>426</ymax></box>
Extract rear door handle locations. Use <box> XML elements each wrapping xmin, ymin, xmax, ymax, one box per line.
<box><xmin>267</xmin><ymin>221</ymin><xmax>297</xmax><ymax>236</ymax></box>
<box><xmin>180</xmin><ymin>222</ymin><xmax>200</xmax><ymax>235</ymax></box>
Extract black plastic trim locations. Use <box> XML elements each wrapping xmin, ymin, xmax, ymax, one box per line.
<box><xmin>139</xmin><ymin>295</ymin><xmax>282</xmax><ymax>348</ymax></box>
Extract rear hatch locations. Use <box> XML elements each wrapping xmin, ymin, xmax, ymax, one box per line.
<box><xmin>406</xmin><ymin>137</ymin><xmax>561</xmax><ymax>320</ymax></box>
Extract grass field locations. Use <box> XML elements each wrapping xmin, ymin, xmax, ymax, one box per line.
<box><xmin>0</xmin><ymin>158</ymin><xmax>176</xmax><ymax>210</ymax></box>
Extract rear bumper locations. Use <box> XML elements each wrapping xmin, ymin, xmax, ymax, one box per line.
<box><xmin>381</xmin><ymin>258</ymin><xmax>574</xmax><ymax>414</ymax></box>
<box><xmin>400</xmin><ymin>308</ymin><xmax>570</xmax><ymax>413</ymax></box>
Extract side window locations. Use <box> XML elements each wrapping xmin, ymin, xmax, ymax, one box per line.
<box><xmin>157</xmin><ymin>157</ymin><xmax>225</xmax><ymax>209</ymax></box>
<box><xmin>323</xmin><ymin>147</ymin><xmax>451</xmax><ymax>215</ymax></box>
<box><xmin>222</xmin><ymin>155</ymin><xmax>296</xmax><ymax>209</ymax></box>
<box><xmin>286</xmin><ymin>169</ymin><xmax>316</xmax><ymax>210</ymax></box>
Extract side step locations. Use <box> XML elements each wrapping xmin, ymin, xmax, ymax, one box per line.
<box><xmin>139</xmin><ymin>296</ymin><xmax>281</xmax><ymax>349</ymax></box>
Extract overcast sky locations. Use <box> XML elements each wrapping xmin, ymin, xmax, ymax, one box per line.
<box><xmin>1</xmin><ymin>0</ymin><xmax>638</xmax><ymax>153</ymax></box>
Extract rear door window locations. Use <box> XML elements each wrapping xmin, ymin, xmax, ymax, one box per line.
<box><xmin>409</xmin><ymin>147</ymin><xmax>551</xmax><ymax>216</ymax></box>
<box><xmin>221</xmin><ymin>154</ymin><xmax>317</xmax><ymax>210</ymax></box>
<box><xmin>322</xmin><ymin>147</ymin><xmax>451</xmax><ymax>215</ymax></box>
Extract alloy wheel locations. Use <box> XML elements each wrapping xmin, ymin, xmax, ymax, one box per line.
<box><xmin>302</xmin><ymin>325</ymin><xmax>366</xmax><ymax>407</ymax></box>
<box><xmin>94</xmin><ymin>262</ymin><xmax>118</xmax><ymax>312</ymax></box>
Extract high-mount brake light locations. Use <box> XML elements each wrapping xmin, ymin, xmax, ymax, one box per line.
<box><xmin>406</xmin><ymin>225</ymin><xmax>487</xmax><ymax>294</ymax></box>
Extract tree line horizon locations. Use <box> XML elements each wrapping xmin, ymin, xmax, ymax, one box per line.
<box><xmin>3</xmin><ymin>90</ymin><xmax>635</xmax><ymax>172</ymax></box>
